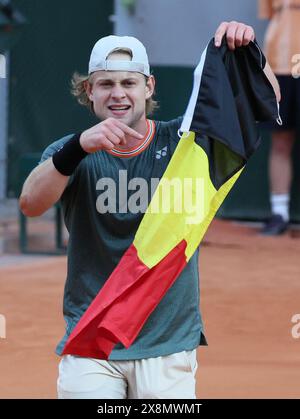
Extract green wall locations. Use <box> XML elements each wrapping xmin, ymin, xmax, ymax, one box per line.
<box><xmin>8</xmin><ymin>0</ymin><xmax>113</xmax><ymax>196</ymax></box>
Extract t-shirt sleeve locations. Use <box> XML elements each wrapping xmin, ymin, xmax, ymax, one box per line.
<box><xmin>39</xmin><ymin>134</ymin><xmax>75</xmax><ymax>164</ymax></box>
<box><xmin>39</xmin><ymin>134</ymin><xmax>77</xmax><ymax>189</ymax></box>
<box><xmin>159</xmin><ymin>116</ymin><xmax>184</xmax><ymax>144</ymax></box>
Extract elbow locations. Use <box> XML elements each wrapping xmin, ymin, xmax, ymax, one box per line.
<box><xmin>19</xmin><ymin>194</ymin><xmax>45</xmax><ymax>217</ymax></box>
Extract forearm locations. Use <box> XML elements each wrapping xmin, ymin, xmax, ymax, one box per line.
<box><xmin>19</xmin><ymin>158</ymin><xmax>69</xmax><ymax>217</ymax></box>
<box><xmin>263</xmin><ymin>61</ymin><xmax>281</xmax><ymax>102</ymax></box>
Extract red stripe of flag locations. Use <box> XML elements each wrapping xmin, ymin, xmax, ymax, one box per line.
<box><xmin>62</xmin><ymin>240</ymin><xmax>188</xmax><ymax>359</ymax></box>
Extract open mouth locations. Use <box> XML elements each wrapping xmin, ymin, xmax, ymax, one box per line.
<box><xmin>108</xmin><ymin>105</ymin><xmax>131</xmax><ymax>111</ymax></box>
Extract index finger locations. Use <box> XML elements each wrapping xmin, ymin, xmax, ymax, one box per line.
<box><xmin>112</xmin><ymin>119</ymin><xmax>144</xmax><ymax>139</ymax></box>
<box><xmin>214</xmin><ymin>21</ymin><xmax>229</xmax><ymax>47</ymax></box>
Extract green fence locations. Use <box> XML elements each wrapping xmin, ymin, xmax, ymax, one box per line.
<box><xmin>218</xmin><ymin>131</ymin><xmax>300</xmax><ymax>222</ymax></box>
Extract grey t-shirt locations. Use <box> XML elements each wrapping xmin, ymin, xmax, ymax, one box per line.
<box><xmin>40</xmin><ymin>117</ymin><xmax>206</xmax><ymax>360</ymax></box>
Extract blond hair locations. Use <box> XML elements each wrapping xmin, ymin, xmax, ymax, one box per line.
<box><xmin>71</xmin><ymin>48</ymin><xmax>159</xmax><ymax>116</ymax></box>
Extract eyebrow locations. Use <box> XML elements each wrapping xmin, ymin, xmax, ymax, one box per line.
<box><xmin>95</xmin><ymin>77</ymin><xmax>139</xmax><ymax>83</ymax></box>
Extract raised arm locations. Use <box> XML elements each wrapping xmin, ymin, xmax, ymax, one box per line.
<box><xmin>214</xmin><ymin>20</ymin><xmax>281</xmax><ymax>102</ymax></box>
<box><xmin>263</xmin><ymin>61</ymin><xmax>281</xmax><ymax>102</ymax></box>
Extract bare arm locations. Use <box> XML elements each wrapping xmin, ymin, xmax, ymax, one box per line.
<box><xmin>213</xmin><ymin>21</ymin><xmax>280</xmax><ymax>102</ymax></box>
<box><xmin>19</xmin><ymin>158</ymin><xmax>69</xmax><ymax>217</ymax></box>
<box><xmin>263</xmin><ymin>61</ymin><xmax>281</xmax><ymax>102</ymax></box>
<box><xmin>19</xmin><ymin>118</ymin><xmax>143</xmax><ymax>217</ymax></box>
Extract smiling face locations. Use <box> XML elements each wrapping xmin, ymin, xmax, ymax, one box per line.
<box><xmin>86</xmin><ymin>52</ymin><xmax>155</xmax><ymax>131</ymax></box>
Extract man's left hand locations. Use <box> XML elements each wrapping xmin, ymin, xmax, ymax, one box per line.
<box><xmin>214</xmin><ymin>21</ymin><xmax>255</xmax><ymax>50</ymax></box>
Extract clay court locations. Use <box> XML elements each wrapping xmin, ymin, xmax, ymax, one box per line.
<box><xmin>0</xmin><ymin>218</ymin><xmax>299</xmax><ymax>399</ymax></box>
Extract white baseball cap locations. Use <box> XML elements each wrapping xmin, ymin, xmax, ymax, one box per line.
<box><xmin>88</xmin><ymin>35</ymin><xmax>150</xmax><ymax>76</ymax></box>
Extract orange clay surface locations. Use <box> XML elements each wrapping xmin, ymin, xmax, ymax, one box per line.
<box><xmin>0</xmin><ymin>219</ymin><xmax>300</xmax><ymax>399</ymax></box>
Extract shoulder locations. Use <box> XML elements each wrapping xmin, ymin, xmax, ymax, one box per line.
<box><xmin>154</xmin><ymin>116</ymin><xmax>183</xmax><ymax>143</ymax></box>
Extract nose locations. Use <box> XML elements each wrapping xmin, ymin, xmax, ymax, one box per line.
<box><xmin>111</xmin><ymin>82</ymin><xmax>126</xmax><ymax>100</ymax></box>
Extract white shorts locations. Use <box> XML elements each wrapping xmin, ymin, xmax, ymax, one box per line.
<box><xmin>57</xmin><ymin>349</ymin><xmax>198</xmax><ymax>399</ymax></box>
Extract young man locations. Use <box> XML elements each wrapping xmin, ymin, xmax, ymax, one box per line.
<box><xmin>20</xmin><ymin>22</ymin><xmax>280</xmax><ymax>399</ymax></box>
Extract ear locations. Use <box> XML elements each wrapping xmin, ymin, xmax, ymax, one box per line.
<box><xmin>145</xmin><ymin>75</ymin><xmax>155</xmax><ymax>100</ymax></box>
<box><xmin>85</xmin><ymin>79</ymin><xmax>94</xmax><ymax>101</ymax></box>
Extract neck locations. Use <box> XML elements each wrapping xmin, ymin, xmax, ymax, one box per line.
<box><xmin>119</xmin><ymin>118</ymin><xmax>149</xmax><ymax>150</ymax></box>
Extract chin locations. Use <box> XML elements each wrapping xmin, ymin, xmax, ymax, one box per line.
<box><xmin>117</xmin><ymin>114</ymin><xmax>134</xmax><ymax>125</ymax></box>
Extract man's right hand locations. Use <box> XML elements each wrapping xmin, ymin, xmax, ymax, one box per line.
<box><xmin>79</xmin><ymin>118</ymin><xmax>144</xmax><ymax>153</ymax></box>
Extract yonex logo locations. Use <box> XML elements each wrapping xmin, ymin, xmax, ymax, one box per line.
<box><xmin>0</xmin><ymin>54</ymin><xmax>6</xmax><ymax>78</ymax></box>
<box><xmin>155</xmin><ymin>146</ymin><xmax>168</xmax><ymax>159</ymax></box>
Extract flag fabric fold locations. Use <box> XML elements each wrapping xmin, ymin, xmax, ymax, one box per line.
<box><xmin>62</xmin><ymin>38</ymin><xmax>280</xmax><ymax>359</ymax></box>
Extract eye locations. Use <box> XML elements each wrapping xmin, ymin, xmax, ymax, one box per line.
<box><xmin>98</xmin><ymin>81</ymin><xmax>113</xmax><ymax>87</ymax></box>
<box><xmin>123</xmin><ymin>80</ymin><xmax>136</xmax><ymax>87</ymax></box>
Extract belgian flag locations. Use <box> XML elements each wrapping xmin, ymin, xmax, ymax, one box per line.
<box><xmin>62</xmin><ymin>38</ymin><xmax>280</xmax><ymax>359</ymax></box>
